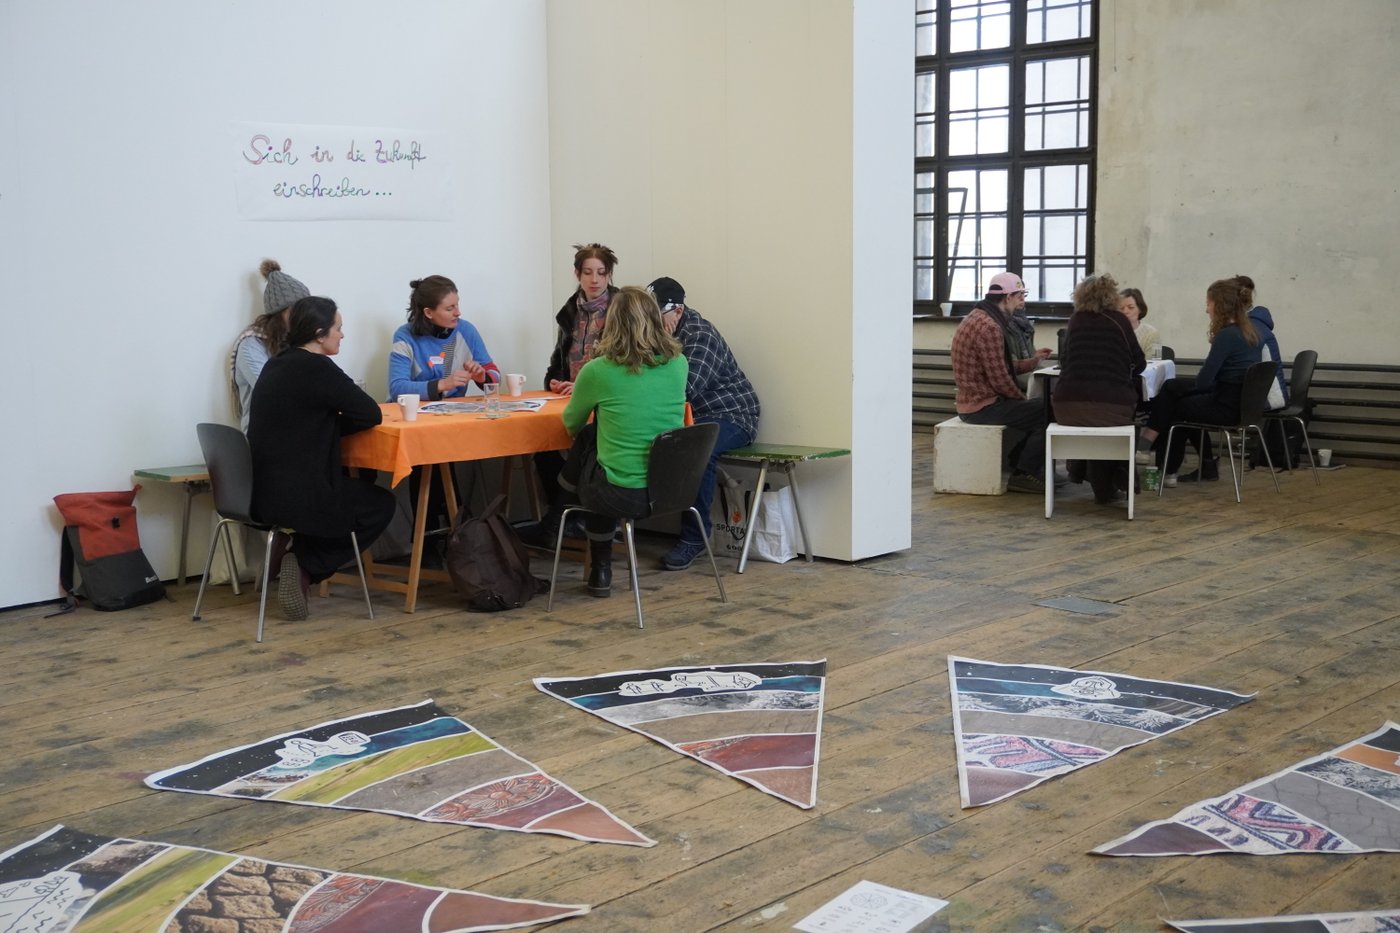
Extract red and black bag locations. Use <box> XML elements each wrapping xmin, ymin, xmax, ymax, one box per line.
<box><xmin>53</xmin><ymin>487</ymin><xmax>166</xmax><ymax>612</ymax></box>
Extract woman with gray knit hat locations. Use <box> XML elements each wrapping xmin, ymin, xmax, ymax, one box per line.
<box><xmin>230</xmin><ymin>259</ymin><xmax>310</xmax><ymax>432</ymax></box>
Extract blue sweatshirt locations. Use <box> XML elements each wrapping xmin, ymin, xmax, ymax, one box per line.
<box><xmin>387</xmin><ymin>321</ymin><xmax>500</xmax><ymax>400</ymax></box>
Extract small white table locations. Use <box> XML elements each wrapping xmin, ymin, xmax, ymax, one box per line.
<box><xmin>1027</xmin><ymin>358</ymin><xmax>1177</xmax><ymax>402</ymax></box>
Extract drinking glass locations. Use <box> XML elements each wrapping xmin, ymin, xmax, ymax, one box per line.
<box><xmin>481</xmin><ymin>383</ymin><xmax>504</xmax><ymax>419</ymax></box>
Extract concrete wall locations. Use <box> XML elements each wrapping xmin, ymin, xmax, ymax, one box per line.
<box><xmin>546</xmin><ymin>0</ymin><xmax>912</xmax><ymax>561</ymax></box>
<box><xmin>0</xmin><ymin>1</ymin><xmax>553</xmax><ymax>608</ymax></box>
<box><xmin>916</xmin><ymin>0</ymin><xmax>1400</xmax><ymax>362</ymax></box>
<box><xmin>1097</xmin><ymin>0</ymin><xmax>1399</xmax><ymax>362</ymax></box>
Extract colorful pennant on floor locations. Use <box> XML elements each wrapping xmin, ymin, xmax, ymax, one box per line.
<box><xmin>535</xmin><ymin>661</ymin><xmax>826</xmax><ymax>808</ymax></box>
<box><xmin>949</xmin><ymin>657</ymin><xmax>1254</xmax><ymax>808</ymax></box>
<box><xmin>0</xmin><ymin>825</ymin><xmax>588</xmax><ymax>932</ymax></box>
<box><xmin>1096</xmin><ymin>721</ymin><xmax>1400</xmax><ymax>856</ymax></box>
<box><xmin>1166</xmin><ymin>909</ymin><xmax>1400</xmax><ymax>931</ymax></box>
<box><xmin>145</xmin><ymin>700</ymin><xmax>652</xmax><ymax>846</ymax></box>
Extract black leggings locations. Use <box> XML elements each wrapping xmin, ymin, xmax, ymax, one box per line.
<box><xmin>557</xmin><ymin>424</ymin><xmax>649</xmax><ymax>542</ymax></box>
<box><xmin>1147</xmin><ymin>378</ymin><xmax>1242</xmax><ymax>474</ymax></box>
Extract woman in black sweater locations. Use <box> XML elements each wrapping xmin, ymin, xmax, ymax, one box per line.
<box><xmin>1053</xmin><ymin>273</ymin><xmax>1146</xmax><ymax>504</ymax></box>
<box><xmin>248</xmin><ymin>296</ymin><xmax>395</xmax><ymax>620</ymax></box>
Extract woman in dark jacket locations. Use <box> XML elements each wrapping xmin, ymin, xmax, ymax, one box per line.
<box><xmin>1053</xmin><ymin>273</ymin><xmax>1146</xmax><ymax>504</ymax></box>
<box><xmin>248</xmin><ymin>296</ymin><xmax>395</xmax><ymax>620</ymax></box>
<box><xmin>1139</xmin><ymin>277</ymin><xmax>1268</xmax><ymax>486</ymax></box>
<box><xmin>523</xmin><ymin>243</ymin><xmax>621</xmax><ymax>545</ymax></box>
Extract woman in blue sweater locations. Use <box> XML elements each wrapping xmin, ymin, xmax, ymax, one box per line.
<box><xmin>388</xmin><ymin>275</ymin><xmax>500</xmax><ymax>400</ymax></box>
<box><xmin>1140</xmin><ymin>277</ymin><xmax>1268</xmax><ymax>485</ymax></box>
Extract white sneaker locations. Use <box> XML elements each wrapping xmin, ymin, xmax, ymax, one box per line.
<box><xmin>1134</xmin><ymin>450</ymin><xmax>1154</xmax><ymax>465</ymax></box>
<box><xmin>1163</xmin><ymin>473</ymin><xmax>1178</xmax><ymax>488</ymax></box>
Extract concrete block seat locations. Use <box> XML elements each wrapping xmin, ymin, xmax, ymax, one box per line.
<box><xmin>933</xmin><ymin>416</ymin><xmax>1007</xmax><ymax>495</ymax></box>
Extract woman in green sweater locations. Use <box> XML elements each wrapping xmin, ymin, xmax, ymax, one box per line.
<box><xmin>558</xmin><ymin>286</ymin><xmax>688</xmax><ymax>597</ymax></box>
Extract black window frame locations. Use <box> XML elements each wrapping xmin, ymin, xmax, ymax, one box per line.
<box><xmin>914</xmin><ymin>0</ymin><xmax>1099</xmax><ymax>319</ymax></box>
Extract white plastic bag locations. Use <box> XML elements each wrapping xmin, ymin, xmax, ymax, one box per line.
<box><xmin>711</xmin><ymin>468</ymin><xmax>799</xmax><ymax>564</ymax></box>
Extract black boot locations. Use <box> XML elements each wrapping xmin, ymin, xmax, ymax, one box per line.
<box><xmin>587</xmin><ymin>539</ymin><xmax>613</xmax><ymax>598</ymax></box>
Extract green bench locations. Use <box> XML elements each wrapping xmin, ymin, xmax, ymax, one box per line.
<box><xmin>718</xmin><ymin>444</ymin><xmax>850</xmax><ymax>573</ymax></box>
<box><xmin>133</xmin><ymin>464</ymin><xmax>210</xmax><ymax>586</ymax></box>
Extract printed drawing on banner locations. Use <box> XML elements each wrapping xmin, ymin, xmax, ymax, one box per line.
<box><xmin>274</xmin><ymin>731</ymin><xmax>369</xmax><ymax>767</ymax></box>
<box><xmin>1050</xmin><ymin>676</ymin><xmax>1122</xmax><ymax>700</ymax></box>
<box><xmin>620</xmin><ymin>671</ymin><xmax>762</xmax><ymax>696</ymax></box>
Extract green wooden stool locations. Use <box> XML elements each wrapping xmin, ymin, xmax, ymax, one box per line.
<box><xmin>718</xmin><ymin>444</ymin><xmax>850</xmax><ymax>573</ymax></box>
<box><xmin>133</xmin><ymin>464</ymin><xmax>210</xmax><ymax>586</ymax></box>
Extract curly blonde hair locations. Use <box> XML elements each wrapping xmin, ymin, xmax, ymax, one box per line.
<box><xmin>594</xmin><ymin>286</ymin><xmax>681</xmax><ymax>373</ymax></box>
<box><xmin>1072</xmin><ymin>273</ymin><xmax>1121</xmax><ymax>313</ymax></box>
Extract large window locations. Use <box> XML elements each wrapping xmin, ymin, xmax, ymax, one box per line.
<box><xmin>914</xmin><ymin>0</ymin><xmax>1097</xmax><ymax>316</ymax></box>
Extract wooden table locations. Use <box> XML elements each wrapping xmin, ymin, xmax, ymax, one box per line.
<box><xmin>336</xmin><ymin>391</ymin><xmax>572</xmax><ymax>612</ymax></box>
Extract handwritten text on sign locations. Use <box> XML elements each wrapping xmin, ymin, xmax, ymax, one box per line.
<box><xmin>233</xmin><ymin>122</ymin><xmax>452</xmax><ymax>221</ymax></box>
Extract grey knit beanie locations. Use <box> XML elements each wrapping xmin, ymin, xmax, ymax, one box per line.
<box><xmin>260</xmin><ymin>258</ymin><xmax>310</xmax><ymax>315</ymax></box>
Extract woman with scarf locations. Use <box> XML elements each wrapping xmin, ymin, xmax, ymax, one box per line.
<box><xmin>521</xmin><ymin>243</ymin><xmax>621</xmax><ymax>545</ymax></box>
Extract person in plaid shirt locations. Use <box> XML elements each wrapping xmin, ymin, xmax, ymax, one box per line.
<box><xmin>648</xmin><ymin>277</ymin><xmax>761</xmax><ymax>570</ymax></box>
<box><xmin>950</xmin><ymin>271</ymin><xmax>1053</xmax><ymax>494</ymax></box>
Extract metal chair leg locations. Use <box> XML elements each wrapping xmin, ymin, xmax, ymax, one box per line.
<box><xmin>1292</xmin><ymin>417</ymin><xmax>1321</xmax><ymax>484</ymax></box>
<box><xmin>689</xmin><ymin>508</ymin><xmax>727</xmax><ymax>603</ymax></box>
<box><xmin>349</xmin><ymin>531</ymin><xmax>374</xmax><ymax>620</ymax></box>
<box><xmin>782</xmin><ymin>463</ymin><xmax>814</xmax><ymax>563</ymax></box>
<box><xmin>219</xmin><ymin>522</ymin><xmax>242</xmax><ymax>596</ymax></box>
<box><xmin>255</xmin><ymin>529</ymin><xmax>277</xmax><ymax>643</ymax></box>
<box><xmin>547</xmin><ymin>506</ymin><xmax>584</xmax><ymax>612</ymax></box>
<box><xmin>191</xmin><ymin>518</ymin><xmax>232</xmax><ymax>621</ymax></box>
<box><xmin>622</xmin><ymin>520</ymin><xmax>644</xmax><ymax>629</ymax></box>
<box><xmin>1249</xmin><ymin>425</ymin><xmax>1280</xmax><ymax>492</ymax></box>
<box><xmin>735</xmin><ymin>460</ymin><xmax>770</xmax><ymax>574</ymax></box>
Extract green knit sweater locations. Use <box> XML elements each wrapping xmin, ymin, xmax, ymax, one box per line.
<box><xmin>563</xmin><ymin>355</ymin><xmax>688</xmax><ymax>488</ymax></box>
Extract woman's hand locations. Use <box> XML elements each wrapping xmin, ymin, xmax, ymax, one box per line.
<box><xmin>437</xmin><ymin>370</ymin><xmax>472</xmax><ymax>394</ymax></box>
<box><xmin>462</xmin><ymin>361</ymin><xmax>486</xmax><ymax>382</ymax></box>
<box><xmin>548</xmin><ymin>379</ymin><xmax>574</xmax><ymax>396</ymax></box>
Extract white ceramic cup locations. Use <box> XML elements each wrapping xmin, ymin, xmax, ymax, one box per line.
<box><xmin>505</xmin><ymin>373</ymin><xmax>526</xmax><ymax>397</ymax></box>
<box><xmin>397</xmin><ymin>393</ymin><xmax>420</xmax><ymax>422</ymax></box>
<box><xmin>939</xmin><ymin>302</ymin><xmax>953</xmax><ymax>317</ymax></box>
<box><xmin>1317</xmin><ymin>448</ymin><xmax>1332</xmax><ymax>467</ymax></box>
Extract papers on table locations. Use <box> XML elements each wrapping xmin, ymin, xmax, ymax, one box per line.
<box><xmin>419</xmin><ymin>399</ymin><xmax>548</xmax><ymax>415</ymax></box>
<box><xmin>1027</xmin><ymin>358</ymin><xmax>1176</xmax><ymax>401</ymax></box>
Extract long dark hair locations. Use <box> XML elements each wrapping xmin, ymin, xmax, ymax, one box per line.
<box><xmin>407</xmin><ymin>275</ymin><xmax>457</xmax><ymax>336</ymax></box>
<box><xmin>1205</xmin><ymin>278</ymin><xmax>1258</xmax><ymax>346</ymax></box>
<box><xmin>287</xmin><ymin>296</ymin><xmax>339</xmax><ymax>347</ymax></box>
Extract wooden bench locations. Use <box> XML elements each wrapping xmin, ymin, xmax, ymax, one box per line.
<box><xmin>932</xmin><ymin>416</ymin><xmax>1007</xmax><ymax>495</ymax></box>
<box><xmin>718</xmin><ymin>444</ymin><xmax>851</xmax><ymax>573</ymax></box>
<box><xmin>132</xmin><ymin>463</ymin><xmax>210</xmax><ymax>585</ymax></box>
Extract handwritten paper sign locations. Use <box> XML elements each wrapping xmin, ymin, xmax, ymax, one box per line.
<box><xmin>233</xmin><ymin>122</ymin><xmax>452</xmax><ymax>221</ymax></box>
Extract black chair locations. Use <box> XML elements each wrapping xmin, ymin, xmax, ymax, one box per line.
<box><xmin>190</xmin><ymin>423</ymin><xmax>374</xmax><ymax>642</ymax></box>
<box><xmin>1159</xmin><ymin>345</ymin><xmax>1175</xmax><ymax>361</ymax></box>
<box><xmin>1262</xmin><ymin>350</ymin><xmax>1321</xmax><ymax>484</ymax></box>
<box><xmin>547</xmin><ymin>423</ymin><xmax>728</xmax><ymax>628</ymax></box>
<box><xmin>1160</xmin><ymin>361</ymin><xmax>1281</xmax><ymax>503</ymax></box>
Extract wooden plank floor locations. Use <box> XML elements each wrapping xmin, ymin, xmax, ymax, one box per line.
<box><xmin>3</xmin><ymin>438</ymin><xmax>1397</xmax><ymax>932</ymax></box>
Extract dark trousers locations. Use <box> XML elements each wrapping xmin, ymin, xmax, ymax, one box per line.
<box><xmin>961</xmin><ymin>397</ymin><xmax>1047</xmax><ymax>478</ymax></box>
<box><xmin>1147</xmin><ymin>378</ymin><xmax>1242</xmax><ymax>474</ymax></box>
<box><xmin>679</xmin><ymin>418</ymin><xmax>753</xmax><ymax>546</ymax></box>
<box><xmin>558</xmin><ymin>424</ymin><xmax>650</xmax><ymax>541</ymax></box>
<box><xmin>294</xmin><ymin>478</ymin><xmax>396</xmax><ymax>582</ymax></box>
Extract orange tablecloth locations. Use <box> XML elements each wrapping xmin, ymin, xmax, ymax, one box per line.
<box><xmin>341</xmin><ymin>391</ymin><xmax>573</xmax><ymax>486</ymax></box>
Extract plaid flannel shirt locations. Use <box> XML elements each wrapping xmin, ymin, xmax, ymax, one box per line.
<box><xmin>674</xmin><ymin>307</ymin><xmax>760</xmax><ymax>437</ymax></box>
<box><xmin>951</xmin><ymin>305</ymin><xmax>1024</xmax><ymax>414</ymax></box>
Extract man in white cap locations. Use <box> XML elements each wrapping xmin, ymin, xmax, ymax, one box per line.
<box><xmin>949</xmin><ymin>272</ymin><xmax>1054</xmax><ymax>493</ymax></box>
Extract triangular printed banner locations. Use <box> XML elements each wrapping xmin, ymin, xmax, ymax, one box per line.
<box><xmin>1096</xmin><ymin>721</ymin><xmax>1400</xmax><ymax>856</ymax></box>
<box><xmin>535</xmin><ymin>661</ymin><xmax>826</xmax><ymax>808</ymax></box>
<box><xmin>0</xmin><ymin>825</ymin><xmax>588</xmax><ymax>932</ymax></box>
<box><xmin>145</xmin><ymin>700</ymin><xmax>652</xmax><ymax>846</ymax></box>
<box><xmin>949</xmin><ymin>656</ymin><xmax>1254</xmax><ymax>807</ymax></box>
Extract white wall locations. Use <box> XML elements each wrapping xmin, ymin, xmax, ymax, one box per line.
<box><xmin>0</xmin><ymin>1</ymin><xmax>553</xmax><ymax>608</ymax></box>
<box><xmin>546</xmin><ymin>0</ymin><xmax>912</xmax><ymax>561</ymax></box>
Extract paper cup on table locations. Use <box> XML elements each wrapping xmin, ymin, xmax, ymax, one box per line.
<box><xmin>1318</xmin><ymin>448</ymin><xmax>1332</xmax><ymax>467</ymax></box>
<box><xmin>504</xmin><ymin>373</ymin><xmax>526</xmax><ymax>397</ymax></box>
<box><xmin>397</xmin><ymin>394</ymin><xmax>420</xmax><ymax>422</ymax></box>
